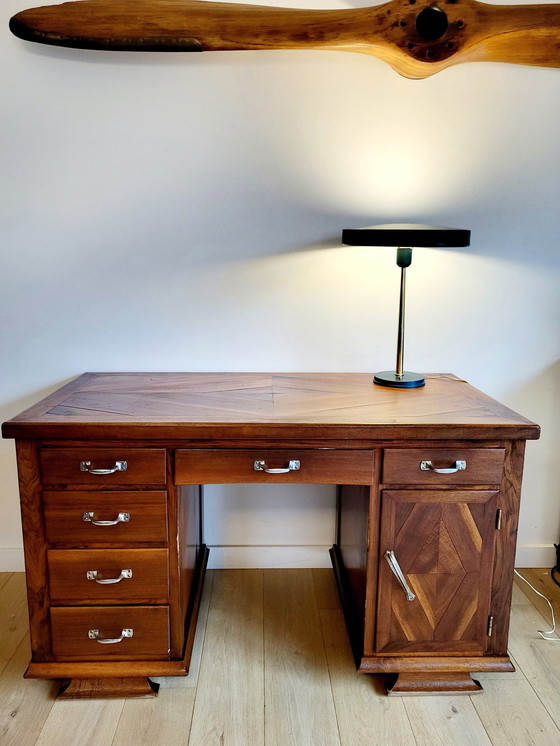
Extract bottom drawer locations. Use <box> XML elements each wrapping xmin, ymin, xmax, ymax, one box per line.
<box><xmin>50</xmin><ymin>606</ymin><xmax>170</xmax><ymax>661</ymax></box>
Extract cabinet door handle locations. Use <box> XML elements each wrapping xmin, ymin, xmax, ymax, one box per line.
<box><xmin>80</xmin><ymin>460</ymin><xmax>128</xmax><ymax>475</ymax></box>
<box><xmin>384</xmin><ymin>550</ymin><xmax>415</xmax><ymax>601</ymax></box>
<box><xmin>88</xmin><ymin>628</ymin><xmax>133</xmax><ymax>644</ymax></box>
<box><xmin>86</xmin><ymin>569</ymin><xmax>133</xmax><ymax>584</ymax></box>
<box><xmin>420</xmin><ymin>459</ymin><xmax>466</xmax><ymax>474</ymax></box>
<box><xmin>253</xmin><ymin>459</ymin><xmax>300</xmax><ymax>474</ymax></box>
<box><xmin>82</xmin><ymin>511</ymin><xmax>130</xmax><ymax>526</ymax></box>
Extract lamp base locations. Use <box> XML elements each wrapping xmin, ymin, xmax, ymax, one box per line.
<box><xmin>373</xmin><ymin>371</ymin><xmax>425</xmax><ymax>389</ymax></box>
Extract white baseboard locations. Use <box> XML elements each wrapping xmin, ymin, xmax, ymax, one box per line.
<box><xmin>515</xmin><ymin>544</ymin><xmax>557</xmax><ymax>568</ymax></box>
<box><xmin>0</xmin><ymin>548</ymin><xmax>25</xmax><ymax>572</ymax></box>
<box><xmin>207</xmin><ymin>545</ymin><xmax>333</xmax><ymax>569</ymax></box>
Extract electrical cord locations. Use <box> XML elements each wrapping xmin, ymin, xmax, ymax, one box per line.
<box><xmin>514</xmin><ymin>569</ymin><xmax>560</xmax><ymax>642</ymax></box>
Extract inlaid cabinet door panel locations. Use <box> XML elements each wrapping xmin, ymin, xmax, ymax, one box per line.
<box><xmin>376</xmin><ymin>489</ymin><xmax>498</xmax><ymax>655</ymax></box>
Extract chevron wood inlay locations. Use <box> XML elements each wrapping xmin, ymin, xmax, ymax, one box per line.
<box><xmin>376</xmin><ymin>489</ymin><xmax>498</xmax><ymax>654</ymax></box>
<box><xmin>1</xmin><ymin>373</ymin><xmax>539</xmax><ymax>442</ymax></box>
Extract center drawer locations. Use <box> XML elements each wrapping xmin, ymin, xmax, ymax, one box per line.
<box><xmin>175</xmin><ymin>449</ymin><xmax>375</xmax><ymax>485</ymax></box>
<box><xmin>48</xmin><ymin>548</ymin><xmax>169</xmax><ymax>604</ymax></box>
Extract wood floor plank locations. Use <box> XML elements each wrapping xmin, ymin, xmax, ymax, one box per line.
<box><xmin>506</xmin><ymin>601</ymin><xmax>560</xmax><ymax>729</ymax></box>
<box><xmin>264</xmin><ymin>569</ymin><xmax>341</xmax><ymax>746</ymax></box>
<box><xmin>402</xmin><ymin>696</ymin><xmax>492</xmax><ymax>746</ymax></box>
<box><xmin>113</xmin><ymin>688</ymin><xmax>196</xmax><ymax>746</ymax></box>
<box><xmin>313</xmin><ymin>568</ymin><xmax>341</xmax><ymax>610</ymax></box>
<box><xmin>0</xmin><ymin>574</ymin><xmax>31</xmax><ymax>675</ymax></box>
<box><xmin>36</xmin><ymin>697</ymin><xmax>125</xmax><ymax>745</ymax></box>
<box><xmin>0</xmin><ymin>572</ymin><xmax>14</xmax><ymax>592</ymax></box>
<box><xmin>514</xmin><ymin>568</ymin><xmax>560</xmax><ymax>621</ymax></box>
<box><xmin>471</xmin><ymin>678</ymin><xmax>560</xmax><ymax>744</ymax></box>
<box><xmin>152</xmin><ymin>570</ymin><xmax>215</xmax><ymax>690</ymax></box>
<box><xmin>188</xmin><ymin>569</ymin><xmax>264</xmax><ymax>745</ymax></box>
<box><xmin>320</xmin><ymin>608</ymin><xmax>416</xmax><ymax>746</ymax></box>
<box><xmin>0</xmin><ymin>634</ymin><xmax>56</xmax><ymax>746</ymax></box>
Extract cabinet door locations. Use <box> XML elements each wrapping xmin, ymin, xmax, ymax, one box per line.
<box><xmin>376</xmin><ymin>490</ymin><xmax>498</xmax><ymax>655</ymax></box>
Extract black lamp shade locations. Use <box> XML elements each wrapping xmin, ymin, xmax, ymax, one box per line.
<box><xmin>341</xmin><ymin>223</ymin><xmax>470</xmax><ymax>248</ymax></box>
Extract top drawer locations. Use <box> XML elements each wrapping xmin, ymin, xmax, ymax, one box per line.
<box><xmin>382</xmin><ymin>448</ymin><xmax>505</xmax><ymax>485</ymax></box>
<box><xmin>40</xmin><ymin>448</ymin><xmax>167</xmax><ymax>486</ymax></box>
<box><xmin>175</xmin><ymin>449</ymin><xmax>375</xmax><ymax>485</ymax></box>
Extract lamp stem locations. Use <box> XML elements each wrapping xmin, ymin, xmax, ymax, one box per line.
<box><xmin>395</xmin><ymin>265</ymin><xmax>406</xmax><ymax>379</ymax></box>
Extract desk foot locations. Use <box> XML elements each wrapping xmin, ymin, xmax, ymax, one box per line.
<box><xmin>387</xmin><ymin>672</ymin><xmax>483</xmax><ymax>696</ymax></box>
<box><xmin>58</xmin><ymin>677</ymin><xmax>160</xmax><ymax>699</ymax></box>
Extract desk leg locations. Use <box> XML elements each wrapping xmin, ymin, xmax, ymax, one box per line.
<box><xmin>58</xmin><ymin>677</ymin><xmax>160</xmax><ymax>699</ymax></box>
<box><xmin>387</xmin><ymin>672</ymin><xmax>483</xmax><ymax>695</ymax></box>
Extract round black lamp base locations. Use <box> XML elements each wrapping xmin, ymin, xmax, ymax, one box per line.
<box><xmin>373</xmin><ymin>371</ymin><xmax>426</xmax><ymax>389</ymax></box>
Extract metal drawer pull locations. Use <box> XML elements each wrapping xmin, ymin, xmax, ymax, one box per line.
<box><xmin>88</xmin><ymin>628</ymin><xmax>134</xmax><ymax>644</ymax></box>
<box><xmin>420</xmin><ymin>459</ymin><xmax>466</xmax><ymax>474</ymax></box>
<box><xmin>80</xmin><ymin>460</ymin><xmax>128</xmax><ymax>475</ymax></box>
<box><xmin>384</xmin><ymin>550</ymin><xmax>415</xmax><ymax>601</ymax></box>
<box><xmin>253</xmin><ymin>459</ymin><xmax>300</xmax><ymax>474</ymax></box>
<box><xmin>83</xmin><ymin>511</ymin><xmax>130</xmax><ymax>526</ymax></box>
<box><xmin>86</xmin><ymin>569</ymin><xmax>133</xmax><ymax>584</ymax></box>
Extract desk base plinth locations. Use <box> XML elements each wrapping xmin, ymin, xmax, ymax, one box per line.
<box><xmin>58</xmin><ymin>677</ymin><xmax>160</xmax><ymax>699</ymax></box>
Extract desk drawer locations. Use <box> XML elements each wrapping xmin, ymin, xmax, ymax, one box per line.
<box><xmin>44</xmin><ymin>491</ymin><xmax>168</xmax><ymax>544</ymax></box>
<box><xmin>40</xmin><ymin>448</ymin><xmax>167</xmax><ymax>486</ymax></box>
<box><xmin>50</xmin><ymin>606</ymin><xmax>170</xmax><ymax>660</ymax></box>
<box><xmin>48</xmin><ymin>548</ymin><xmax>169</xmax><ymax>604</ymax></box>
<box><xmin>382</xmin><ymin>448</ymin><xmax>505</xmax><ymax>485</ymax></box>
<box><xmin>175</xmin><ymin>449</ymin><xmax>375</xmax><ymax>485</ymax></box>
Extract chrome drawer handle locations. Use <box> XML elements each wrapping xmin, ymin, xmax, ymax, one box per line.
<box><xmin>80</xmin><ymin>460</ymin><xmax>128</xmax><ymax>475</ymax></box>
<box><xmin>253</xmin><ymin>459</ymin><xmax>300</xmax><ymax>474</ymax></box>
<box><xmin>83</xmin><ymin>511</ymin><xmax>130</xmax><ymax>526</ymax></box>
<box><xmin>88</xmin><ymin>628</ymin><xmax>133</xmax><ymax>644</ymax></box>
<box><xmin>86</xmin><ymin>569</ymin><xmax>133</xmax><ymax>584</ymax></box>
<box><xmin>420</xmin><ymin>459</ymin><xmax>466</xmax><ymax>474</ymax></box>
<box><xmin>384</xmin><ymin>550</ymin><xmax>415</xmax><ymax>601</ymax></box>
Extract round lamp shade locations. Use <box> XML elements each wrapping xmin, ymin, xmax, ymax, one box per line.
<box><xmin>341</xmin><ymin>223</ymin><xmax>470</xmax><ymax>248</ymax></box>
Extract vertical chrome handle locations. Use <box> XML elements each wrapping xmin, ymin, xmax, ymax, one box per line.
<box><xmin>420</xmin><ymin>460</ymin><xmax>466</xmax><ymax>474</ymax></box>
<box><xmin>253</xmin><ymin>459</ymin><xmax>300</xmax><ymax>474</ymax></box>
<box><xmin>384</xmin><ymin>550</ymin><xmax>415</xmax><ymax>601</ymax></box>
<box><xmin>82</xmin><ymin>511</ymin><xmax>130</xmax><ymax>526</ymax></box>
<box><xmin>80</xmin><ymin>460</ymin><xmax>128</xmax><ymax>475</ymax></box>
<box><xmin>88</xmin><ymin>628</ymin><xmax>134</xmax><ymax>644</ymax></box>
<box><xmin>86</xmin><ymin>569</ymin><xmax>133</xmax><ymax>584</ymax></box>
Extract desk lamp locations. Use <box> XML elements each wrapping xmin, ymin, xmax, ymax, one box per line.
<box><xmin>341</xmin><ymin>223</ymin><xmax>470</xmax><ymax>389</ymax></box>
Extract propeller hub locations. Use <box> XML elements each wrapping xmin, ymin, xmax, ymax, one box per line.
<box><xmin>415</xmin><ymin>6</ymin><xmax>449</xmax><ymax>41</ymax></box>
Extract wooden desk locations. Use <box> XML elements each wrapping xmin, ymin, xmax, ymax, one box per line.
<box><xmin>2</xmin><ymin>372</ymin><xmax>540</xmax><ymax>698</ymax></box>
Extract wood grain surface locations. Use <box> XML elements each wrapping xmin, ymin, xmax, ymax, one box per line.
<box><xmin>9</xmin><ymin>0</ymin><xmax>560</xmax><ymax>79</ymax></box>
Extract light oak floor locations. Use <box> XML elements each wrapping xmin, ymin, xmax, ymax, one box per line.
<box><xmin>1</xmin><ymin>567</ymin><xmax>560</xmax><ymax>745</ymax></box>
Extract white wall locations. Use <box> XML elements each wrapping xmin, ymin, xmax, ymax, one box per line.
<box><xmin>1</xmin><ymin>0</ymin><xmax>559</xmax><ymax>570</ymax></box>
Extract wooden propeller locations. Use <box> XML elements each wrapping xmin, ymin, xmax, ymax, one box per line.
<box><xmin>9</xmin><ymin>0</ymin><xmax>560</xmax><ymax>79</ymax></box>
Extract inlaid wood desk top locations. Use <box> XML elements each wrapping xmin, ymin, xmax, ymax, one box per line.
<box><xmin>2</xmin><ymin>372</ymin><xmax>539</xmax><ymax>442</ymax></box>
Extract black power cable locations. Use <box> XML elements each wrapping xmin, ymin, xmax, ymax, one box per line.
<box><xmin>552</xmin><ymin>543</ymin><xmax>560</xmax><ymax>587</ymax></box>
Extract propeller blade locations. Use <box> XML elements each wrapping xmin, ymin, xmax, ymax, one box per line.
<box><xmin>9</xmin><ymin>0</ymin><xmax>560</xmax><ymax>79</ymax></box>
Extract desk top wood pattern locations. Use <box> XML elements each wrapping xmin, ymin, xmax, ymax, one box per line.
<box><xmin>2</xmin><ymin>373</ymin><xmax>539</xmax><ymax>442</ymax></box>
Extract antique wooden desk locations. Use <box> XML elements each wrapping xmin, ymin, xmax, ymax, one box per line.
<box><xmin>2</xmin><ymin>372</ymin><xmax>540</xmax><ymax>698</ymax></box>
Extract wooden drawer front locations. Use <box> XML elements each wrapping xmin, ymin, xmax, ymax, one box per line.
<box><xmin>50</xmin><ymin>606</ymin><xmax>170</xmax><ymax>660</ymax></box>
<box><xmin>44</xmin><ymin>491</ymin><xmax>168</xmax><ymax>544</ymax></box>
<box><xmin>48</xmin><ymin>548</ymin><xmax>169</xmax><ymax>604</ymax></box>
<box><xmin>382</xmin><ymin>448</ymin><xmax>505</xmax><ymax>485</ymax></box>
<box><xmin>40</xmin><ymin>448</ymin><xmax>167</xmax><ymax>486</ymax></box>
<box><xmin>175</xmin><ymin>449</ymin><xmax>375</xmax><ymax>485</ymax></box>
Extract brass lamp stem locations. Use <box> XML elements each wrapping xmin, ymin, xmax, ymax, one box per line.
<box><xmin>396</xmin><ymin>265</ymin><xmax>406</xmax><ymax>379</ymax></box>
